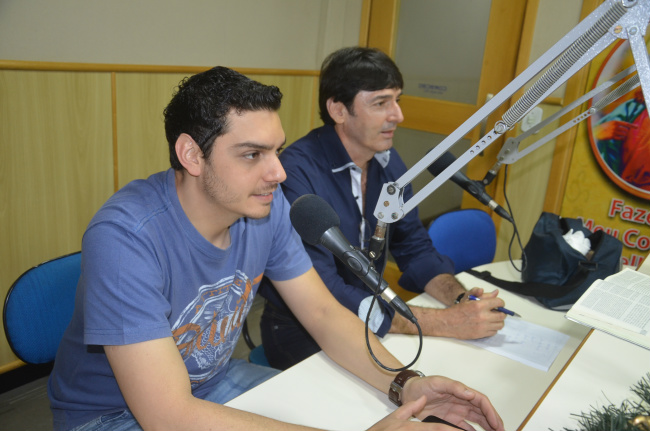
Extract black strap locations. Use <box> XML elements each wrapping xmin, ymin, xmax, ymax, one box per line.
<box><xmin>465</xmin><ymin>261</ymin><xmax>598</xmax><ymax>299</ymax></box>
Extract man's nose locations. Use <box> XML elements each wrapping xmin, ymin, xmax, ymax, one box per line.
<box><xmin>266</xmin><ymin>155</ymin><xmax>287</xmax><ymax>183</ymax></box>
<box><xmin>390</xmin><ymin>101</ymin><xmax>404</xmax><ymax>123</ymax></box>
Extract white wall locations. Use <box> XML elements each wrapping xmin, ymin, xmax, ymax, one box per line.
<box><xmin>0</xmin><ymin>0</ymin><xmax>363</xmax><ymax>69</ymax></box>
<box><xmin>530</xmin><ymin>0</ymin><xmax>584</xmax><ymax>99</ymax></box>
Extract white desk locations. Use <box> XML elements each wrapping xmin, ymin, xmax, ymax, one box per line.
<box><xmin>521</xmin><ymin>329</ymin><xmax>650</xmax><ymax>430</ymax></box>
<box><xmin>226</xmin><ymin>261</ymin><xmax>591</xmax><ymax>430</ymax></box>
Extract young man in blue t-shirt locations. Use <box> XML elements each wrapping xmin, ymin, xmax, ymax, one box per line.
<box><xmin>47</xmin><ymin>66</ymin><xmax>504</xmax><ymax>431</ymax></box>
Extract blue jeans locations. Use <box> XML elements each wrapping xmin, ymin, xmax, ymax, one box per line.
<box><xmin>69</xmin><ymin>359</ymin><xmax>280</xmax><ymax>431</ymax></box>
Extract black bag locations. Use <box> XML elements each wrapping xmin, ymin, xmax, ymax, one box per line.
<box><xmin>466</xmin><ymin>212</ymin><xmax>623</xmax><ymax>310</ymax></box>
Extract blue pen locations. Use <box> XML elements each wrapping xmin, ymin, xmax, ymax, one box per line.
<box><xmin>468</xmin><ymin>295</ymin><xmax>521</xmax><ymax>317</ymax></box>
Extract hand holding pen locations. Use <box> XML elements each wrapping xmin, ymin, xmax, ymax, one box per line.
<box><xmin>468</xmin><ymin>294</ymin><xmax>521</xmax><ymax>317</ymax></box>
<box><xmin>450</xmin><ymin>288</ymin><xmax>508</xmax><ymax>338</ymax></box>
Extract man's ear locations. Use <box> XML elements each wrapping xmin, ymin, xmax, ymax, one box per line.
<box><xmin>326</xmin><ymin>98</ymin><xmax>348</xmax><ymax>125</ymax></box>
<box><xmin>175</xmin><ymin>133</ymin><xmax>202</xmax><ymax>177</ymax></box>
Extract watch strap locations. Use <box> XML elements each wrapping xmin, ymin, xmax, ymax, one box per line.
<box><xmin>388</xmin><ymin>369</ymin><xmax>424</xmax><ymax>406</ymax></box>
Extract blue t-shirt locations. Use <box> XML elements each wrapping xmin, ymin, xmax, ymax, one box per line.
<box><xmin>260</xmin><ymin>125</ymin><xmax>454</xmax><ymax>336</ymax></box>
<box><xmin>48</xmin><ymin>169</ymin><xmax>312</xmax><ymax>431</ymax></box>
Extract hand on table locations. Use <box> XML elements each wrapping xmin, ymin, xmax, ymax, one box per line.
<box><xmin>367</xmin><ymin>376</ymin><xmax>504</xmax><ymax>431</ymax></box>
<box><xmin>404</xmin><ymin>376</ymin><xmax>504</xmax><ymax>431</ymax></box>
<box><xmin>440</xmin><ymin>288</ymin><xmax>506</xmax><ymax>339</ymax></box>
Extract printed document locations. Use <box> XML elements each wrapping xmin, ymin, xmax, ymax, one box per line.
<box><xmin>462</xmin><ymin>318</ymin><xmax>570</xmax><ymax>371</ymax></box>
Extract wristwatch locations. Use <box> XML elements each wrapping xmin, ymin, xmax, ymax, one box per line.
<box><xmin>388</xmin><ymin>369</ymin><xmax>424</xmax><ymax>406</ymax></box>
<box><xmin>455</xmin><ymin>292</ymin><xmax>466</xmax><ymax>304</ymax></box>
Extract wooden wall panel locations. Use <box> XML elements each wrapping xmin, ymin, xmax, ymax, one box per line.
<box><xmin>115</xmin><ymin>73</ymin><xmax>188</xmax><ymax>188</ymax></box>
<box><xmin>250</xmin><ymin>74</ymin><xmax>320</xmax><ymax>147</ymax></box>
<box><xmin>0</xmin><ymin>70</ymin><xmax>114</xmax><ymax>368</ymax></box>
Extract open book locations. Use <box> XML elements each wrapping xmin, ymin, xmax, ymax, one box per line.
<box><xmin>565</xmin><ymin>257</ymin><xmax>650</xmax><ymax>350</ymax></box>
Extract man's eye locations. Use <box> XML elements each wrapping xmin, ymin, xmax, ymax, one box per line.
<box><xmin>244</xmin><ymin>152</ymin><xmax>259</xmax><ymax>160</ymax></box>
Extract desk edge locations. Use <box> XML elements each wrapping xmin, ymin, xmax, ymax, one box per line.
<box><xmin>516</xmin><ymin>328</ymin><xmax>594</xmax><ymax>431</ymax></box>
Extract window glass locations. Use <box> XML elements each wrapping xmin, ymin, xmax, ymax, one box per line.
<box><xmin>395</xmin><ymin>0</ymin><xmax>491</xmax><ymax>105</ymax></box>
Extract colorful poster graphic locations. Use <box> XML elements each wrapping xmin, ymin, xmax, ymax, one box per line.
<box><xmin>588</xmin><ymin>40</ymin><xmax>650</xmax><ymax>199</ymax></box>
<box><xmin>561</xmin><ymin>39</ymin><xmax>650</xmax><ymax>269</ymax></box>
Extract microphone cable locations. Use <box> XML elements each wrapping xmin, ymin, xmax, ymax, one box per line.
<box><xmin>363</xmin><ymin>224</ymin><xmax>423</xmax><ymax>372</ymax></box>
<box><xmin>502</xmin><ymin>165</ymin><xmax>527</xmax><ymax>273</ymax></box>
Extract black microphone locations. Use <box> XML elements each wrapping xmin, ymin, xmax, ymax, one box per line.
<box><xmin>427</xmin><ymin>151</ymin><xmax>513</xmax><ymax>223</ymax></box>
<box><xmin>289</xmin><ymin>194</ymin><xmax>416</xmax><ymax>324</ymax></box>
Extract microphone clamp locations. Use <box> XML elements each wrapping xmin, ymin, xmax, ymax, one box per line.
<box><xmin>367</xmin><ymin>221</ymin><xmax>387</xmax><ymax>260</ymax></box>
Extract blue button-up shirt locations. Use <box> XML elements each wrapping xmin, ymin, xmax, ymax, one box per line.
<box><xmin>261</xmin><ymin>125</ymin><xmax>454</xmax><ymax>336</ymax></box>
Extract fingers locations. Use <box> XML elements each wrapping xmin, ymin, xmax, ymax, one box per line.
<box><xmin>395</xmin><ymin>395</ymin><xmax>427</xmax><ymax>420</ymax></box>
<box><xmin>613</xmin><ymin>120</ymin><xmax>637</xmax><ymax>130</ymax></box>
<box><xmin>442</xmin><ymin>383</ymin><xmax>504</xmax><ymax>431</ymax></box>
<box><xmin>471</xmin><ymin>296</ymin><xmax>505</xmax><ymax>313</ymax></box>
<box><xmin>461</xmin><ymin>389</ymin><xmax>505</xmax><ymax>431</ymax></box>
<box><xmin>466</xmin><ymin>298</ymin><xmax>506</xmax><ymax>335</ymax></box>
<box><xmin>480</xmin><ymin>290</ymin><xmax>506</xmax><ymax>311</ymax></box>
<box><xmin>481</xmin><ymin>288</ymin><xmax>498</xmax><ymax>298</ymax></box>
<box><xmin>367</xmin><ymin>396</ymin><xmax>428</xmax><ymax>431</ymax></box>
<box><xmin>445</xmin><ymin>306</ymin><xmax>504</xmax><ymax>339</ymax></box>
<box><xmin>415</xmin><ymin>378</ymin><xmax>504</xmax><ymax>431</ymax></box>
<box><xmin>610</xmin><ymin>121</ymin><xmax>637</xmax><ymax>139</ymax></box>
<box><xmin>463</xmin><ymin>288</ymin><xmax>504</xmax><ymax>310</ymax></box>
<box><xmin>466</xmin><ymin>288</ymin><xmax>499</xmax><ymax>300</ymax></box>
<box><xmin>445</xmin><ymin>289</ymin><xmax>509</xmax><ymax>338</ymax></box>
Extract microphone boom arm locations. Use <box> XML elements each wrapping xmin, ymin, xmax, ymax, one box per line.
<box><xmin>374</xmin><ymin>0</ymin><xmax>650</xmax><ymax>225</ymax></box>
<box><xmin>498</xmin><ymin>64</ymin><xmax>641</xmax><ymax>164</ymax></box>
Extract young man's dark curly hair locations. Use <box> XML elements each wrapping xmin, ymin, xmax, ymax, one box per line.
<box><xmin>164</xmin><ymin>66</ymin><xmax>283</xmax><ymax>170</ymax></box>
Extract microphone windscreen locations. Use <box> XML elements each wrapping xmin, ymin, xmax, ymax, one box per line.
<box><xmin>290</xmin><ymin>194</ymin><xmax>341</xmax><ymax>245</ymax></box>
<box><xmin>427</xmin><ymin>151</ymin><xmax>457</xmax><ymax>176</ymax></box>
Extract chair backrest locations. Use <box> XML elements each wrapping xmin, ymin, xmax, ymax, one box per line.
<box><xmin>3</xmin><ymin>252</ymin><xmax>81</xmax><ymax>364</ymax></box>
<box><xmin>428</xmin><ymin>209</ymin><xmax>496</xmax><ymax>274</ymax></box>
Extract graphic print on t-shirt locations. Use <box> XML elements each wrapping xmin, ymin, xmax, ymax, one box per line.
<box><xmin>171</xmin><ymin>270</ymin><xmax>253</xmax><ymax>386</ymax></box>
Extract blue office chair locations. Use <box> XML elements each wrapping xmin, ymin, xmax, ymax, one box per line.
<box><xmin>3</xmin><ymin>252</ymin><xmax>81</xmax><ymax>364</ymax></box>
<box><xmin>428</xmin><ymin>209</ymin><xmax>496</xmax><ymax>274</ymax></box>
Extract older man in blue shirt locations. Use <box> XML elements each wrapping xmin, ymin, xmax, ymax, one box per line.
<box><xmin>259</xmin><ymin>47</ymin><xmax>506</xmax><ymax>370</ymax></box>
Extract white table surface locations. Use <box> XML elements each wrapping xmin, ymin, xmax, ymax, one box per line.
<box><xmin>521</xmin><ymin>329</ymin><xmax>650</xmax><ymax>430</ymax></box>
<box><xmin>226</xmin><ymin>261</ymin><xmax>591</xmax><ymax>431</ymax></box>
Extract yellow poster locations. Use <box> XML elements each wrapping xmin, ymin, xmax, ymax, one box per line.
<box><xmin>561</xmin><ymin>39</ymin><xmax>650</xmax><ymax>268</ymax></box>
